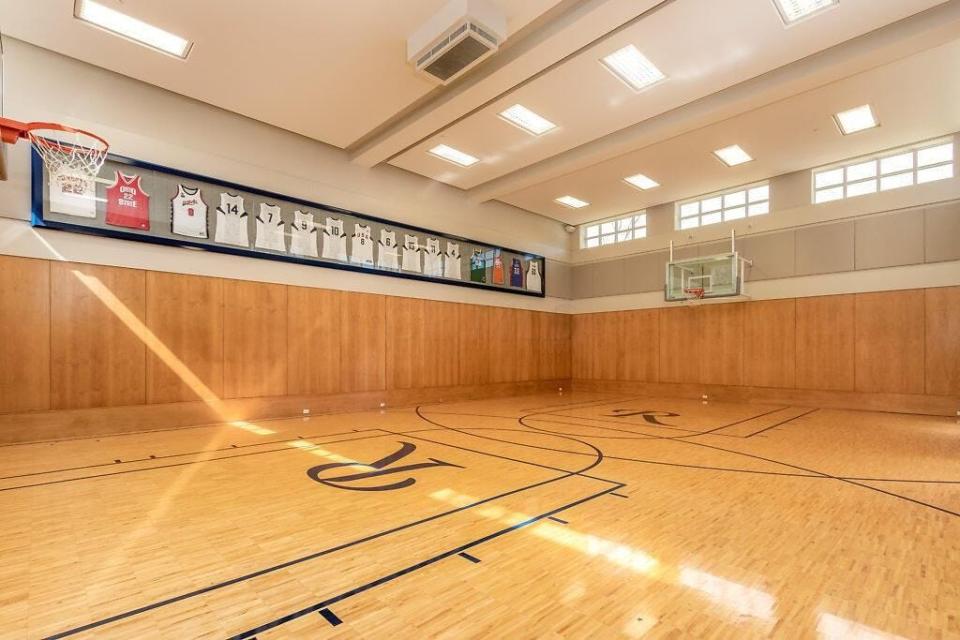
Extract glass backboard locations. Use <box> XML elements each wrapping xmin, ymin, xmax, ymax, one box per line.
<box><xmin>665</xmin><ymin>252</ymin><xmax>744</xmax><ymax>301</ymax></box>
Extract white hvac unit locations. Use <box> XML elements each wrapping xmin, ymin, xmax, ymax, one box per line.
<box><xmin>407</xmin><ymin>0</ymin><xmax>507</xmax><ymax>84</ymax></box>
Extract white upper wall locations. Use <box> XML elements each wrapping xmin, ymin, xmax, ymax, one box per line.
<box><xmin>0</xmin><ymin>38</ymin><xmax>572</xmax><ymax>310</ymax></box>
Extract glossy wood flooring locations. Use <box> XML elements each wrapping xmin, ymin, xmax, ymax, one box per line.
<box><xmin>2</xmin><ymin>393</ymin><xmax>959</xmax><ymax>639</ymax></box>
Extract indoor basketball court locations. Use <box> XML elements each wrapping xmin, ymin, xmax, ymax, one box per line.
<box><xmin>0</xmin><ymin>1</ymin><xmax>958</xmax><ymax>639</ymax></box>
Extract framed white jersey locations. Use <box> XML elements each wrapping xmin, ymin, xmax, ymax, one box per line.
<box><xmin>525</xmin><ymin>260</ymin><xmax>543</xmax><ymax>293</ymax></box>
<box><xmin>378</xmin><ymin>229</ymin><xmax>399</xmax><ymax>270</ymax></box>
<box><xmin>254</xmin><ymin>203</ymin><xmax>286</xmax><ymax>252</ymax></box>
<box><xmin>351</xmin><ymin>223</ymin><xmax>375</xmax><ymax>266</ymax></box>
<box><xmin>402</xmin><ymin>234</ymin><xmax>421</xmax><ymax>273</ymax></box>
<box><xmin>171</xmin><ymin>184</ymin><xmax>208</xmax><ymax>238</ymax></box>
<box><xmin>48</xmin><ymin>170</ymin><xmax>97</xmax><ymax>218</ymax></box>
<box><xmin>214</xmin><ymin>193</ymin><xmax>249</xmax><ymax>247</ymax></box>
<box><xmin>443</xmin><ymin>242</ymin><xmax>462</xmax><ymax>280</ymax></box>
<box><xmin>423</xmin><ymin>237</ymin><xmax>443</xmax><ymax>277</ymax></box>
<box><xmin>289</xmin><ymin>210</ymin><xmax>318</xmax><ymax>258</ymax></box>
<box><xmin>322</xmin><ymin>216</ymin><xmax>348</xmax><ymax>262</ymax></box>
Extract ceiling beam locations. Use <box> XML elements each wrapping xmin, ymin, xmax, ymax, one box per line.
<box><xmin>348</xmin><ymin>0</ymin><xmax>665</xmax><ymax>168</ymax></box>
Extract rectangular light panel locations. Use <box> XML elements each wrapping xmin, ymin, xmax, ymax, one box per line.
<box><xmin>555</xmin><ymin>195</ymin><xmax>589</xmax><ymax>209</ymax></box>
<box><xmin>600</xmin><ymin>45</ymin><xmax>665</xmax><ymax>92</ymax></box>
<box><xmin>834</xmin><ymin>105</ymin><xmax>879</xmax><ymax>135</ymax></box>
<box><xmin>75</xmin><ymin>0</ymin><xmax>192</xmax><ymax>58</ymax></box>
<box><xmin>499</xmin><ymin>104</ymin><xmax>556</xmax><ymax>136</ymax></box>
<box><xmin>713</xmin><ymin>145</ymin><xmax>753</xmax><ymax>167</ymax></box>
<box><xmin>624</xmin><ymin>173</ymin><xmax>660</xmax><ymax>190</ymax></box>
<box><xmin>772</xmin><ymin>0</ymin><xmax>838</xmax><ymax>25</ymax></box>
<box><xmin>428</xmin><ymin>144</ymin><xmax>479</xmax><ymax>167</ymax></box>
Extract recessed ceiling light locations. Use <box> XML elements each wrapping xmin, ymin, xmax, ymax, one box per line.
<box><xmin>624</xmin><ymin>173</ymin><xmax>660</xmax><ymax>190</ymax></box>
<box><xmin>499</xmin><ymin>104</ymin><xmax>556</xmax><ymax>136</ymax></box>
<box><xmin>600</xmin><ymin>44</ymin><xmax>666</xmax><ymax>92</ymax></box>
<box><xmin>713</xmin><ymin>145</ymin><xmax>753</xmax><ymax>167</ymax></box>
<box><xmin>74</xmin><ymin>0</ymin><xmax>192</xmax><ymax>58</ymax></box>
<box><xmin>555</xmin><ymin>195</ymin><xmax>589</xmax><ymax>209</ymax></box>
<box><xmin>833</xmin><ymin>104</ymin><xmax>879</xmax><ymax>135</ymax></box>
<box><xmin>428</xmin><ymin>144</ymin><xmax>479</xmax><ymax>167</ymax></box>
<box><xmin>772</xmin><ymin>0</ymin><xmax>838</xmax><ymax>25</ymax></box>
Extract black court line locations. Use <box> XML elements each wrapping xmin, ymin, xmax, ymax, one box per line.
<box><xmin>225</xmin><ymin>484</ymin><xmax>621</xmax><ymax>640</ymax></box>
<box><xmin>380</xmin><ymin>428</ymin><xmax>613</xmax><ymax>485</ymax></box>
<box><xmin>0</xmin><ymin>428</ymin><xmax>371</xmax><ymax>481</ymax></box>
<box><xmin>547</xmin><ymin>516</ymin><xmax>568</xmax><ymax>524</ymax></box>
<box><xmin>518</xmin><ymin>394</ymin><xmax>647</xmax><ymax>413</ymax></box>
<box><xmin>407</xmin><ymin>419</ymin><xmax>822</xmax><ymax>480</ymax></box>
<box><xmin>423</xmin><ymin>415</ymin><xmax>960</xmax><ymax>486</ymax></box>
<box><xmin>0</xmin><ymin>410</ymin><xmax>328</xmax><ymax>449</ymax></box>
<box><xmin>545</xmin><ymin>412</ymin><xmax>705</xmax><ymax>435</ymax></box>
<box><xmin>610</xmin><ymin>492</ymin><xmax>629</xmax><ymax>498</ymax></box>
<box><xmin>42</xmin><ymin>422</ymin><xmax>612</xmax><ymax>638</ymax></box>
<box><xmin>458</xmin><ymin>552</ymin><xmax>482</xmax><ymax>563</ymax></box>
<box><xmin>1</xmin><ymin>431</ymin><xmax>400</xmax><ymax>493</ymax></box>
<box><xmin>518</xmin><ymin>406</ymin><xmax>792</xmax><ymax>442</ymax></box>
<box><xmin>318</xmin><ymin>608</ymin><xmax>342</xmax><ymax>626</ymax></box>
<box><xmin>525</xmin><ymin>411</ymin><xmax>960</xmax><ymax>520</ymax></box>
<box><xmin>745</xmin><ymin>408</ymin><xmax>819</xmax><ymax>437</ymax></box>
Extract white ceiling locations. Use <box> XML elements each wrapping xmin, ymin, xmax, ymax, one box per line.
<box><xmin>502</xmin><ymin>38</ymin><xmax>960</xmax><ymax>224</ymax></box>
<box><xmin>389</xmin><ymin>0</ymin><xmax>947</xmax><ymax>190</ymax></box>
<box><xmin>0</xmin><ymin>0</ymin><xmax>563</xmax><ymax>148</ymax></box>
<box><xmin>2</xmin><ymin>0</ymin><xmax>959</xmax><ymax>226</ymax></box>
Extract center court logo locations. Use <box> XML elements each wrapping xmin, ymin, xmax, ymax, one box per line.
<box><xmin>307</xmin><ymin>441</ymin><xmax>464</xmax><ymax>491</ymax></box>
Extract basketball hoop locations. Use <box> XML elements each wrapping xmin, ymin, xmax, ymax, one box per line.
<box><xmin>683</xmin><ymin>287</ymin><xmax>706</xmax><ymax>300</ymax></box>
<box><xmin>0</xmin><ymin>117</ymin><xmax>109</xmax><ymax>180</ymax></box>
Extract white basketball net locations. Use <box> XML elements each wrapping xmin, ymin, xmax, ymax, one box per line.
<box><xmin>27</xmin><ymin>127</ymin><xmax>108</xmax><ymax>180</ymax></box>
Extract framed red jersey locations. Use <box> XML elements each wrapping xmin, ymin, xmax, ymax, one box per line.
<box><xmin>105</xmin><ymin>172</ymin><xmax>150</xmax><ymax>230</ymax></box>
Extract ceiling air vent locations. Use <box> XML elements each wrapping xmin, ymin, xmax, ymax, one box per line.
<box><xmin>407</xmin><ymin>0</ymin><xmax>507</xmax><ymax>85</ymax></box>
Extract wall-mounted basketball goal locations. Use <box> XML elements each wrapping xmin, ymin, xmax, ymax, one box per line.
<box><xmin>665</xmin><ymin>231</ymin><xmax>752</xmax><ymax>303</ymax></box>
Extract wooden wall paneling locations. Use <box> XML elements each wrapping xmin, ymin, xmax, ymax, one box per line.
<box><xmin>795</xmin><ymin>294</ymin><xmax>855</xmax><ymax>391</ymax></box>
<box><xmin>617</xmin><ymin>309</ymin><xmax>659</xmax><ymax>382</ymax></box>
<box><xmin>145</xmin><ymin>272</ymin><xmax>224</xmax><ymax>404</ymax></box>
<box><xmin>698</xmin><ymin>303</ymin><xmax>744</xmax><ymax>386</ymax></box>
<box><xmin>594</xmin><ymin>312</ymin><xmax>619</xmax><ymax>381</ymax></box>
<box><xmin>386</xmin><ymin>298</ymin><xmax>459</xmax><ymax>389</ymax></box>
<box><xmin>287</xmin><ymin>286</ymin><xmax>341</xmax><ymax>396</ymax></box>
<box><xmin>538</xmin><ymin>312</ymin><xmax>571</xmax><ymax>380</ymax></box>
<box><xmin>429</xmin><ymin>300</ymin><xmax>461</xmax><ymax>387</ymax></box>
<box><xmin>222</xmin><ymin>280</ymin><xmax>287</xmax><ymax>399</ymax></box>
<box><xmin>925</xmin><ymin>286</ymin><xmax>960</xmax><ymax>396</ymax></box>
<box><xmin>386</xmin><ymin>297</ymin><xmax>418</xmax><ymax>390</ymax></box>
<box><xmin>514</xmin><ymin>309</ymin><xmax>540</xmax><ymax>382</ymax></box>
<box><xmin>489</xmin><ymin>307</ymin><xmax>520</xmax><ymax>383</ymax></box>
<box><xmin>855</xmin><ymin>290</ymin><xmax>925</xmax><ymax>394</ymax></box>
<box><xmin>571</xmin><ymin>313</ymin><xmax>592</xmax><ymax>380</ymax></box>
<box><xmin>743</xmin><ymin>299</ymin><xmax>797</xmax><ymax>389</ymax></box>
<box><xmin>555</xmin><ymin>313</ymin><xmax>572</xmax><ymax>379</ymax></box>
<box><xmin>458</xmin><ymin>304</ymin><xmax>491</xmax><ymax>385</ymax></box>
<box><xmin>340</xmin><ymin>292</ymin><xmax>386</xmax><ymax>392</ymax></box>
<box><xmin>0</xmin><ymin>256</ymin><xmax>50</xmax><ymax>413</ymax></box>
<box><xmin>658</xmin><ymin>306</ymin><xmax>700</xmax><ymax>384</ymax></box>
<box><xmin>50</xmin><ymin>262</ymin><xmax>146</xmax><ymax>409</ymax></box>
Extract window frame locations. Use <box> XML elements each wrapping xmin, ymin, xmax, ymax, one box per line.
<box><xmin>812</xmin><ymin>138</ymin><xmax>955</xmax><ymax>205</ymax></box>
<box><xmin>581</xmin><ymin>211</ymin><xmax>648</xmax><ymax>249</ymax></box>
<box><xmin>675</xmin><ymin>182</ymin><xmax>771</xmax><ymax>231</ymax></box>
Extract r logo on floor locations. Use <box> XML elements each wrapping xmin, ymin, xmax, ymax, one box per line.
<box><xmin>307</xmin><ymin>441</ymin><xmax>464</xmax><ymax>491</ymax></box>
<box><xmin>606</xmin><ymin>410</ymin><xmax>680</xmax><ymax>426</ymax></box>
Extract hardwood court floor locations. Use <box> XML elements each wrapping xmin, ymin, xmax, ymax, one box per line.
<box><xmin>2</xmin><ymin>393</ymin><xmax>959</xmax><ymax>639</ymax></box>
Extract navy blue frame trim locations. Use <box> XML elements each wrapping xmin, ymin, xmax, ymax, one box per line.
<box><xmin>30</xmin><ymin>149</ymin><xmax>547</xmax><ymax>298</ymax></box>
